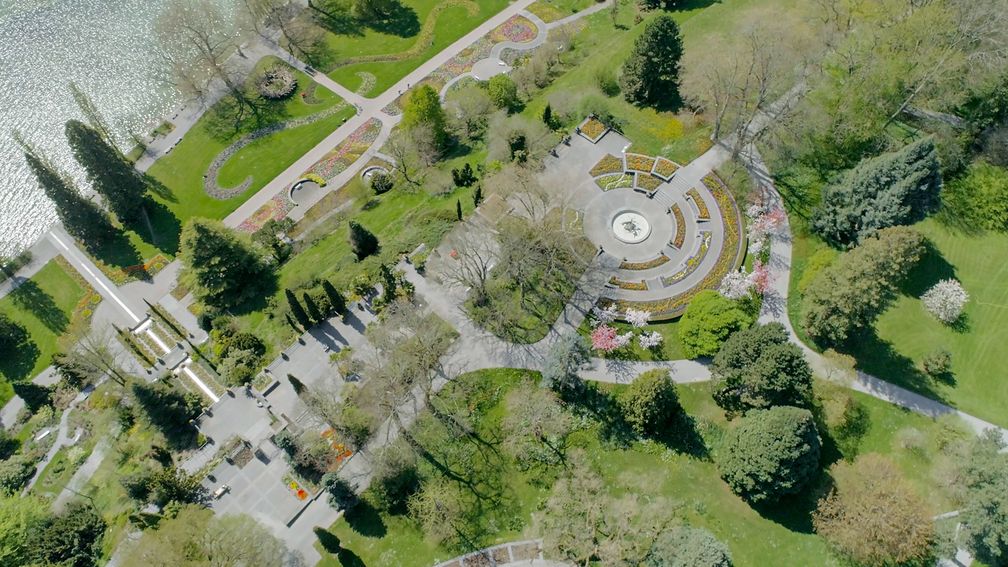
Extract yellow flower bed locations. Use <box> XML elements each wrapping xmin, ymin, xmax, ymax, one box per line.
<box><xmin>580</xmin><ymin>117</ymin><xmax>608</xmax><ymax>141</ymax></box>
<box><xmin>620</xmin><ymin>254</ymin><xmax>670</xmax><ymax>270</ymax></box>
<box><xmin>636</xmin><ymin>173</ymin><xmax>663</xmax><ymax>192</ymax></box>
<box><xmin>654</xmin><ymin>157</ymin><xmax>679</xmax><ymax>180</ymax></box>
<box><xmin>625</xmin><ymin>153</ymin><xmax>656</xmax><ymax>173</ymax></box>
<box><xmin>688</xmin><ymin>188</ymin><xmax>711</xmax><ymax>220</ymax></box>
<box><xmin>662</xmin><ymin>231</ymin><xmax>712</xmax><ymax>286</ymax></box>
<box><xmin>608</xmin><ymin>277</ymin><xmax>648</xmax><ymax>291</ymax></box>
<box><xmin>589</xmin><ymin>154</ymin><xmax>624</xmax><ymax>177</ymax></box>
<box><xmin>671</xmin><ymin>205</ymin><xmax>686</xmax><ymax>248</ymax></box>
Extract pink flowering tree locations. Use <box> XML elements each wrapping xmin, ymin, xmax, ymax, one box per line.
<box><xmin>590</xmin><ymin>324</ymin><xmax>620</xmax><ymax>352</ymax></box>
<box><xmin>750</xmin><ymin>259</ymin><xmax>773</xmax><ymax>294</ymax></box>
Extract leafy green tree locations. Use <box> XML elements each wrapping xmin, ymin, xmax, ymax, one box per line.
<box><xmin>712</xmin><ymin>323</ymin><xmax>812</xmax><ymax>416</ymax></box>
<box><xmin>370</xmin><ymin>171</ymin><xmax>394</xmax><ymax>194</ymax></box>
<box><xmin>619</xmin><ymin>369</ymin><xmax>684</xmax><ymax>438</ymax></box>
<box><xmin>802</xmin><ymin>226</ymin><xmax>925</xmax><ymax>345</ymax></box>
<box><xmin>619</xmin><ymin>14</ymin><xmax>684</xmax><ymax>108</ymax></box>
<box><xmin>179</xmin><ymin>218</ymin><xmax>271</xmax><ymax>309</ymax></box>
<box><xmin>352</xmin><ymin>0</ymin><xmax>398</xmax><ymax>21</ymax></box>
<box><xmin>542</xmin><ymin>333</ymin><xmax>590</xmax><ymax>395</ymax></box>
<box><xmin>122</xmin><ymin>505</ymin><xmax>288</xmax><ymax>566</ymax></box>
<box><xmin>348</xmin><ymin>220</ymin><xmax>379</xmax><ymax>261</ymax></box>
<box><xmin>0</xmin><ymin>494</ymin><xmax>50</xmax><ymax>565</ymax></box>
<box><xmin>942</xmin><ymin>161</ymin><xmax>1008</xmax><ymax>232</ymax></box>
<box><xmin>30</xmin><ymin>502</ymin><xmax>105</xmax><ymax>567</ymax></box>
<box><xmin>719</xmin><ymin>406</ymin><xmax>821</xmax><ymax>503</ymax></box>
<box><xmin>678</xmin><ymin>290</ymin><xmax>754</xmax><ymax>358</ymax></box>
<box><xmin>956</xmin><ymin>430</ymin><xmax>1008</xmax><ymax>564</ymax></box>
<box><xmin>813</xmin><ymin>138</ymin><xmax>941</xmax><ymax>245</ymax></box>
<box><xmin>322</xmin><ymin>281</ymin><xmax>347</xmax><ymax>315</ymax></box>
<box><xmin>501</xmin><ymin>382</ymin><xmax>576</xmax><ymax>470</ymax></box>
<box><xmin>285</xmin><ymin>289</ymin><xmax>311</xmax><ymax>329</ymax></box>
<box><xmin>487</xmin><ymin>74</ymin><xmax>519</xmax><ymax>111</ymax></box>
<box><xmin>145</xmin><ymin>465</ymin><xmax>207</xmax><ymax>506</ymax></box>
<box><xmin>17</xmin><ymin>134</ymin><xmax>116</xmax><ymax>250</ymax></box>
<box><xmin>645</xmin><ymin>525</ymin><xmax>733</xmax><ymax>567</ymax></box>
<box><xmin>402</xmin><ymin>84</ymin><xmax>449</xmax><ymax>150</ymax></box>
<box><xmin>0</xmin><ymin>456</ymin><xmax>36</xmax><ymax>494</ymax></box>
<box><xmin>366</xmin><ymin>443</ymin><xmax>420</xmax><ymax>512</ymax></box>
<box><xmin>218</xmin><ymin>348</ymin><xmax>260</xmax><ymax>386</ymax></box>
<box><xmin>65</xmin><ymin>119</ymin><xmax>148</xmax><ymax>224</ymax></box>
<box><xmin>813</xmin><ymin>453</ymin><xmax>935</xmax><ymax>566</ymax></box>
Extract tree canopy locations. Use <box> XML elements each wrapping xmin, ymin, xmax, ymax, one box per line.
<box><xmin>179</xmin><ymin>217</ymin><xmax>272</xmax><ymax>309</ymax></box>
<box><xmin>812</xmin><ymin>138</ymin><xmax>941</xmax><ymax>245</ymax></box>
<box><xmin>801</xmin><ymin>226</ymin><xmax>925</xmax><ymax>345</ymax></box>
<box><xmin>402</xmin><ymin>84</ymin><xmax>449</xmax><ymax>150</ymax></box>
<box><xmin>618</xmin><ymin>369</ymin><xmax>684</xmax><ymax>439</ymax></box>
<box><xmin>813</xmin><ymin>453</ymin><xmax>935</xmax><ymax>566</ymax></box>
<box><xmin>719</xmin><ymin>406</ymin><xmax>821</xmax><ymax>503</ymax></box>
<box><xmin>620</xmin><ymin>14</ymin><xmax>684</xmax><ymax>108</ymax></box>
<box><xmin>644</xmin><ymin>525</ymin><xmax>733</xmax><ymax>567</ymax></box>
<box><xmin>678</xmin><ymin>290</ymin><xmax>754</xmax><ymax>358</ymax></box>
<box><xmin>956</xmin><ymin>430</ymin><xmax>1008</xmax><ymax>564</ymax></box>
<box><xmin>712</xmin><ymin>323</ymin><xmax>812</xmax><ymax>415</ymax></box>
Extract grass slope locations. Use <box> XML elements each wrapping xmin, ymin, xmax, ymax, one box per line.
<box><xmin>0</xmin><ymin>261</ymin><xmax>86</xmax><ymax>403</ymax></box>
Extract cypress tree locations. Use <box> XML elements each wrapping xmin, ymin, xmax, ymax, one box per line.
<box><xmin>379</xmin><ymin>264</ymin><xmax>397</xmax><ymax>303</ymax></box>
<box><xmin>287</xmin><ymin>373</ymin><xmax>307</xmax><ymax>396</ymax></box>
<box><xmin>619</xmin><ymin>14</ymin><xmax>684</xmax><ymax>108</ymax></box>
<box><xmin>348</xmin><ymin>220</ymin><xmax>379</xmax><ymax>260</ymax></box>
<box><xmin>542</xmin><ymin>103</ymin><xmax>554</xmax><ymax>129</ymax></box>
<box><xmin>456</xmin><ymin>199</ymin><xmax>463</xmax><ymax>221</ymax></box>
<box><xmin>65</xmin><ymin>120</ymin><xmax>148</xmax><ymax>224</ymax></box>
<box><xmin>473</xmin><ymin>183</ymin><xmax>483</xmax><ymax>207</ymax></box>
<box><xmin>286</xmin><ymin>289</ymin><xmax>311</xmax><ymax>329</ymax></box>
<box><xmin>303</xmin><ymin>291</ymin><xmax>325</xmax><ymax>324</ymax></box>
<box><xmin>16</xmin><ymin>133</ymin><xmax>116</xmax><ymax>250</ymax></box>
<box><xmin>321</xmin><ymin>280</ymin><xmax>346</xmax><ymax>315</ymax></box>
<box><xmin>462</xmin><ymin>163</ymin><xmax>475</xmax><ymax>186</ymax></box>
<box><xmin>178</xmin><ymin>218</ymin><xmax>271</xmax><ymax>309</ymax></box>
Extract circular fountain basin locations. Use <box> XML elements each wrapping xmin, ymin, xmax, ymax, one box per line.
<box><xmin>612</xmin><ymin>211</ymin><xmax>651</xmax><ymax>244</ymax></box>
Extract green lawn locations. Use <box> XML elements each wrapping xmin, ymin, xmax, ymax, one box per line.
<box><xmin>316</xmin><ymin>0</ymin><xmax>510</xmax><ymax>95</ymax></box>
<box><xmin>318</xmin><ymin>369</ymin><xmax>962</xmax><ymax>566</ymax></box>
<box><xmin>0</xmin><ymin>261</ymin><xmax>87</xmax><ymax>403</ymax></box>
<box><xmin>147</xmin><ymin>56</ymin><xmax>354</xmax><ymax>225</ymax></box>
<box><xmin>527</xmin><ymin>0</ymin><xmax>599</xmax><ymax>22</ymax></box>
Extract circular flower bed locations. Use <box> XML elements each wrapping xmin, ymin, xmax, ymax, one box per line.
<box><xmin>257</xmin><ymin>64</ymin><xmax>297</xmax><ymax>100</ymax></box>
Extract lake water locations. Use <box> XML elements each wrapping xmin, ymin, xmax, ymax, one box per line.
<box><xmin>0</xmin><ymin>0</ymin><xmax>235</xmax><ymax>257</ymax></box>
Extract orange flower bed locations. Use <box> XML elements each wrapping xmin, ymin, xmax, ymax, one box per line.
<box><xmin>625</xmin><ymin>153</ymin><xmax>656</xmax><ymax>173</ymax></box>
<box><xmin>589</xmin><ymin>154</ymin><xmax>624</xmax><ymax>177</ymax></box>
<box><xmin>620</xmin><ymin>254</ymin><xmax>670</xmax><ymax>270</ymax></box>
<box><xmin>580</xmin><ymin>117</ymin><xmax>608</xmax><ymax>141</ymax></box>
<box><xmin>609</xmin><ymin>277</ymin><xmax>648</xmax><ymax>291</ymax></box>
<box><xmin>688</xmin><ymin>188</ymin><xmax>711</xmax><ymax>220</ymax></box>
<box><xmin>671</xmin><ymin>205</ymin><xmax>686</xmax><ymax>248</ymax></box>
<box><xmin>654</xmin><ymin>157</ymin><xmax>679</xmax><ymax>179</ymax></box>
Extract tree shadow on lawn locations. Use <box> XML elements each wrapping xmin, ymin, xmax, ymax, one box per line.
<box><xmin>9</xmin><ymin>280</ymin><xmax>69</xmax><ymax>334</ymax></box>
<box><xmin>121</xmin><ymin>198</ymin><xmax>182</xmax><ymax>257</ymax></box>
<box><xmin>336</xmin><ymin>548</ymin><xmax>366</xmax><ymax>567</ymax></box>
<box><xmin>203</xmin><ymin>96</ymin><xmax>293</xmax><ymax>144</ymax></box>
<box><xmin>899</xmin><ymin>239</ymin><xmax>956</xmax><ymax>298</ymax></box>
<box><xmin>364</xmin><ymin>2</ymin><xmax>420</xmax><ymax>38</ymax></box>
<box><xmin>842</xmin><ymin>331</ymin><xmax>951</xmax><ymax>404</ymax></box>
<box><xmin>344</xmin><ymin>500</ymin><xmax>388</xmax><ymax>538</ymax></box>
<box><xmin>0</xmin><ymin>341</ymin><xmax>40</xmax><ymax>382</ymax></box>
<box><xmin>92</xmin><ymin>230</ymin><xmax>147</xmax><ymax>280</ymax></box>
<box><xmin>311</xmin><ymin>1</ymin><xmax>363</xmax><ymax>37</ymax></box>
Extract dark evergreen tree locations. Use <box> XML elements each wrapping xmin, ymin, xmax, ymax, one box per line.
<box><xmin>542</xmin><ymin>103</ymin><xmax>554</xmax><ymax>129</ymax></box>
<box><xmin>178</xmin><ymin>218</ymin><xmax>271</xmax><ymax>309</ymax></box>
<box><xmin>348</xmin><ymin>220</ymin><xmax>379</xmax><ymax>260</ymax></box>
<box><xmin>456</xmin><ymin>199</ymin><xmax>463</xmax><ymax>221</ymax></box>
<box><xmin>286</xmin><ymin>289</ymin><xmax>311</xmax><ymax>329</ymax></box>
<box><xmin>0</xmin><ymin>313</ymin><xmax>33</xmax><ymax>360</ymax></box>
<box><xmin>379</xmin><ymin>264</ymin><xmax>397</xmax><ymax>303</ymax></box>
<box><xmin>12</xmin><ymin>382</ymin><xmax>53</xmax><ymax>413</ymax></box>
<box><xmin>813</xmin><ymin>138</ymin><xmax>942</xmax><ymax>245</ymax></box>
<box><xmin>321</xmin><ymin>280</ymin><xmax>347</xmax><ymax>315</ymax></box>
<box><xmin>65</xmin><ymin>120</ymin><xmax>148</xmax><ymax>224</ymax></box>
<box><xmin>719</xmin><ymin>406</ymin><xmax>821</xmax><ymax>503</ymax></box>
<box><xmin>712</xmin><ymin>323</ymin><xmax>813</xmax><ymax>416</ymax></box>
<box><xmin>473</xmin><ymin>183</ymin><xmax>483</xmax><ymax>207</ymax></box>
<box><xmin>30</xmin><ymin>502</ymin><xmax>106</xmax><ymax>567</ymax></box>
<box><xmin>370</xmin><ymin>172</ymin><xmax>394</xmax><ymax>194</ymax></box>
<box><xmin>288</xmin><ymin>374</ymin><xmax>307</xmax><ymax>396</ymax></box>
<box><xmin>16</xmin><ymin>134</ymin><xmax>115</xmax><ymax>250</ymax></box>
<box><xmin>303</xmin><ymin>291</ymin><xmax>325</xmax><ymax>324</ymax></box>
<box><xmin>619</xmin><ymin>14</ymin><xmax>684</xmax><ymax>108</ymax></box>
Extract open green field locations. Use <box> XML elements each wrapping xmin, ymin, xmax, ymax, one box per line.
<box><xmin>147</xmin><ymin>56</ymin><xmax>354</xmax><ymax>226</ymax></box>
<box><xmin>319</xmin><ymin>369</ymin><xmax>963</xmax><ymax>566</ymax></box>
<box><xmin>527</xmin><ymin>0</ymin><xmax>599</xmax><ymax>23</ymax></box>
<box><xmin>316</xmin><ymin>0</ymin><xmax>509</xmax><ymax>95</ymax></box>
<box><xmin>0</xmin><ymin>261</ymin><xmax>87</xmax><ymax>403</ymax></box>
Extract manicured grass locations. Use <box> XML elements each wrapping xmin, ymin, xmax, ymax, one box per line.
<box><xmin>0</xmin><ymin>261</ymin><xmax>87</xmax><ymax>402</ymax></box>
<box><xmin>146</xmin><ymin>56</ymin><xmax>354</xmax><ymax>225</ymax></box>
<box><xmin>319</xmin><ymin>369</ymin><xmax>962</xmax><ymax>567</ymax></box>
<box><xmin>847</xmin><ymin>219</ymin><xmax>1008</xmax><ymax>427</ymax></box>
<box><xmin>317</xmin><ymin>0</ymin><xmax>510</xmax><ymax>95</ymax></box>
<box><xmin>527</xmin><ymin>0</ymin><xmax>599</xmax><ymax>22</ymax></box>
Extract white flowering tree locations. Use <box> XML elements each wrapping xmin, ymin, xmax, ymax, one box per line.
<box><xmin>591</xmin><ymin>303</ymin><xmax>619</xmax><ymax>327</ymax></box>
<box><xmin>625</xmin><ymin>308</ymin><xmax>651</xmax><ymax>328</ymax></box>
<box><xmin>921</xmin><ymin>279</ymin><xmax>969</xmax><ymax>324</ymax></box>
<box><xmin>638</xmin><ymin>331</ymin><xmax>664</xmax><ymax>350</ymax></box>
<box><xmin>718</xmin><ymin>268</ymin><xmax>752</xmax><ymax>299</ymax></box>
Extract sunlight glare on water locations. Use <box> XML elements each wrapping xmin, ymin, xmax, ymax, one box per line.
<box><xmin>0</xmin><ymin>0</ymin><xmax>235</xmax><ymax>256</ymax></box>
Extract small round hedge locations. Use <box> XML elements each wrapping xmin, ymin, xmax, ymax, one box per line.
<box><xmin>256</xmin><ymin>64</ymin><xmax>297</xmax><ymax>100</ymax></box>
